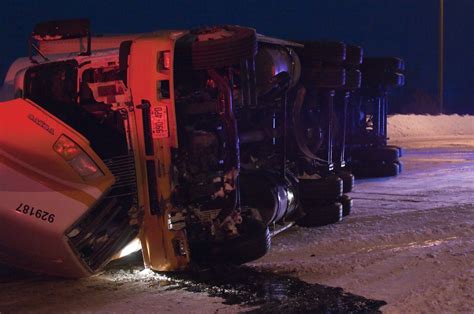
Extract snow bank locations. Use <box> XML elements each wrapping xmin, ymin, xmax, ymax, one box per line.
<box><xmin>388</xmin><ymin>114</ymin><xmax>474</xmax><ymax>139</ymax></box>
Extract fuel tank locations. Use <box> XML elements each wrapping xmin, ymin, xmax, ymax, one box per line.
<box><xmin>255</xmin><ymin>45</ymin><xmax>301</xmax><ymax>95</ymax></box>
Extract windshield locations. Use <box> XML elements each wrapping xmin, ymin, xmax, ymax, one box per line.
<box><xmin>23</xmin><ymin>60</ymin><xmax>128</xmax><ymax>159</ymax></box>
<box><xmin>24</xmin><ymin>60</ymin><xmax>78</xmax><ymax>118</ymax></box>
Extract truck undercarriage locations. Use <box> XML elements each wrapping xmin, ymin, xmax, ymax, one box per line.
<box><xmin>0</xmin><ymin>20</ymin><xmax>404</xmax><ymax>277</ymax></box>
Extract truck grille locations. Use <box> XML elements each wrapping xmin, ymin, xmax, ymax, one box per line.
<box><xmin>104</xmin><ymin>154</ymin><xmax>138</xmax><ymax>198</ymax></box>
<box><xmin>67</xmin><ymin>154</ymin><xmax>139</xmax><ymax>272</ymax></box>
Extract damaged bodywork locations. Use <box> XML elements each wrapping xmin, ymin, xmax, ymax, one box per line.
<box><xmin>0</xmin><ymin>20</ymin><xmax>404</xmax><ymax>277</ymax></box>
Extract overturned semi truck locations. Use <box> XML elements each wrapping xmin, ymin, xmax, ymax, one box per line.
<box><xmin>0</xmin><ymin>19</ymin><xmax>402</xmax><ymax>277</ymax></box>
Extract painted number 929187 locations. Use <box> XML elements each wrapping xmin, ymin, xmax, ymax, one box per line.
<box><xmin>15</xmin><ymin>203</ymin><xmax>55</xmax><ymax>223</ymax></box>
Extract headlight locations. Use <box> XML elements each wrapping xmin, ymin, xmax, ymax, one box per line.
<box><xmin>116</xmin><ymin>238</ymin><xmax>142</xmax><ymax>258</ymax></box>
<box><xmin>53</xmin><ymin>135</ymin><xmax>104</xmax><ymax>180</ymax></box>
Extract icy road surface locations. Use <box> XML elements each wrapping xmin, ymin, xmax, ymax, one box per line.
<box><xmin>252</xmin><ymin>136</ymin><xmax>474</xmax><ymax>313</ymax></box>
<box><xmin>1</xmin><ymin>134</ymin><xmax>473</xmax><ymax>313</ymax></box>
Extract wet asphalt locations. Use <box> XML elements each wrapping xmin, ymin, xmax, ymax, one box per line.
<box><xmin>108</xmin><ymin>252</ymin><xmax>386</xmax><ymax>313</ymax></box>
<box><xmin>169</xmin><ymin>266</ymin><xmax>386</xmax><ymax>313</ymax></box>
<box><xmin>0</xmin><ymin>253</ymin><xmax>386</xmax><ymax>313</ymax></box>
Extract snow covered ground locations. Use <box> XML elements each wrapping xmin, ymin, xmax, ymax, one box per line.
<box><xmin>252</xmin><ymin>148</ymin><xmax>474</xmax><ymax>313</ymax></box>
<box><xmin>388</xmin><ymin>114</ymin><xmax>474</xmax><ymax>139</ymax></box>
<box><xmin>388</xmin><ymin>114</ymin><xmax>474</xmax><ymax>149</ymax></box>
<box><xmin>251</xmin><ymin>114</ymin><xmax>474</xmax><ymax>313</ymax></box>
<box><xmin>0</xmin><ymin>115</ymin><xmax>473</xmax><ymax>313</ymax></box>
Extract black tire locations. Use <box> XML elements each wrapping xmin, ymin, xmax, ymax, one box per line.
<box><xmin>191</xmin><ymin>25</ymin><xmax>257</xmax><ymax>70</ymax></box>
<box><xmin>189</xmin><ymin>218</ymin><xmax>270</xmax><ymax>266</ymax></box>
<box><xmin>338</xmin><ymin>194</ymin><xmax>353</xmax><ymax>217</ymax></box>
<box><xmin>363</xmin><ymin>71</ymin><xmax>404</xmax><ymax>88</ymax></box>
<box><xmin>386</xmin><ymin>145</ymin><xmax>403</xmax><ymax>157</ymax></box>
<box><xmin>351</xmin><ymin>161</ymin><xmax>400</xmax><ymax>178</ymax></box>
<box><xmin>344</xmin><ymin>44</ymin><xmax>363</xmax><ymax>66</ymax></box>
<box><xmin>300</xmin><ymin>41</ymin><xmax>346</xmax><ymax>64</ymax></box>
<box><xmin>362</xmin><ymin>57</ymin><xmax>405</xmax><ymax>72</ymax></box>
<box><xmin>299</xmin><ymin>175</ymin><xmax>343</xmax><ymax>201</ymax></box>
<box><xmin>336</xmin><ymin>170</ymin><xmax>355</xmax><ymax>193</ymax></box>
<box><xmin>396</xmin><ymin>160</ymin><xmax>404</xmax><ymax>173</ymax></box>
<box><xmin>302</xmin><ymin>65</ymin><xmax>346</xmax><ymax>88</ymax></box>
<box><xmin>296</xmin><ymin>201</ymin><xmax>343</xmax><ymax>227</ymax></box>
<box><xmin>384</xmin><ymin>72</ymin><xmax>405</xmax><ymax>87</ymax></box>
<box><xmin>351</xmin><ymin>146</ymin><xmax>400</xmax><ymax>162</ymax></box>
<box><xmin>344</xmin><ymin>69</ymin><xmax>361</xmax><ymax>90</ymax></box>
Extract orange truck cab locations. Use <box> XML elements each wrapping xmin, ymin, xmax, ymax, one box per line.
<box><xmin>1</xmin><ymin>19</ymin><xmax>342</xmax><ymax>278</ymax></box>
<box><xmin>0</xmin><ymin>21</ymin><xmax>198</xmax><ymax>276</ymax></box>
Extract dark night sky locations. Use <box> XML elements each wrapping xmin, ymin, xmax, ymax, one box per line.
<box><xmin>1</xmin><ymin>0</ymin><xmax>473</xmax><ymax>113</ymax></box>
